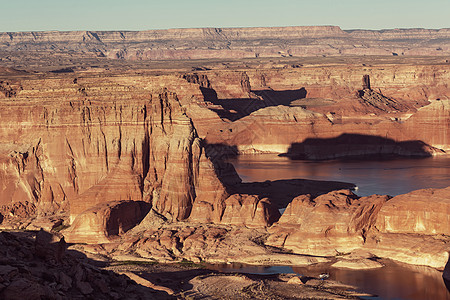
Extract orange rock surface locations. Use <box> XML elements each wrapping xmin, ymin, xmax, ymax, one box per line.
<box><xmin>0</xmin><ymin>37</ymin><xmax>449</xmax><ymax>269</ymax></box>
<box><xmin>267</xmin><ymin>187</ymin><xmax>450</xmax><ymax>268</ymax></box>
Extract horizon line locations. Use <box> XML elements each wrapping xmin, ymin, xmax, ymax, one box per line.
<box><xmin>2</xmin><ymin>25</ymin><xmax>450</xmax><ymax>34</ymax></box>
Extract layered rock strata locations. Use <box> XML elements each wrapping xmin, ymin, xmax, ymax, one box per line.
<box><xmin>178</xmin><ymin>65</ymin><xmax>450</xmax><ymax>157</ymax></box>
<box><xmin>1</xmin><ymin>26</ymin><xmax>450</xmax><ymax>61</ymax></box>
<box><xmin>0</xmin><ymin>72</ymin><xmax>281</xmax><ymax>243</ymax></box>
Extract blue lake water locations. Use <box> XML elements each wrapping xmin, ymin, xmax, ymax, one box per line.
<box><xmin>229</xmin><ymin>154</ymin><xmax>450</xmax><ymax>197</ymax></box>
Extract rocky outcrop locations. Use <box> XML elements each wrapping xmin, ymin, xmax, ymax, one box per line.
<box><xmin>358</xmin><ymin>89</ymin><xmax>409</xmax><ymax>112</ymax></box>
<box><xmin>219</xmin><ymin>194</ymin><xmax>280</xmax><ymax>227</ymax></box>
<box><xmin>189</xmin><ymin>65</ymin><xmax>450</xmax><ymax>156</ymax></box>
<box><xmin>403</xmin><ymin>99</ymin><xmax>450</xmax><ymax>151</ymax></box>
<box><xmin>374</xmin><ymin>187</ymin><xmax>450</xmax><ymax>235</ymax></box>
<box><xmin>267</xmin><ymin>187</ymin><xmax>450</xmax><ymax>268</ymax></box>
<box><xmin>34</xmin><ymin>229</ymin><xmax>66</xmax><ymax>263</ymax></box>
<box><xmin>0</xmin><ymin>74</ymin><xmax>220</xmax><ymax>228</ymax></box>
<box><xmin>0</xmin><ymin>231</ymin><xmax>170</xmax><ymax>299</ymax></box>
<box><xmin>64</xmin><ymin>201</ymin><xmax>150</xmax><ymax>244</ymax></box>
<box><xmin>267</xmin><ymin>190</ymin><xmax>390</xmax><ymax>256</ymax></box>
<box><xmin>0</xmin><ymin>71</ymin><xmax>284</xmax><ymax>243</ymax></box>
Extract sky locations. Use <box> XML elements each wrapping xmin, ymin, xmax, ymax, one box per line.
<box><xmin>0</xmin><ymin>0</ymin><xmax>449</xmax><ymax>32</ymax></box>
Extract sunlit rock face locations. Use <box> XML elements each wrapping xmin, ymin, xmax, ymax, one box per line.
<box><xmin>0</xmin><ymin>75</ymin><xmax>223</xmax><ymax>227</ymax></box>
<box><xmin>0</xmin><ymin>72</ymin><xmax>284</xmax><ymax>243</ymax></box>
<box><xmin>186</xmin><ymin>67</ymin><xmax>450</xmax><ymax>156</ymax></box>
<box><xmin>64</xmin><ymin>201</ymin><xmax>150</xmax><ymax>244</ymax></box>
<box><xmin>374</xmin><ymin>187</ymin><xmax>450</xmax><ymax>235</ymax></box>
<box><xmin>267</xmin><ymin>187</ymin><xmax>450</xmax><ymax>268</ymax></box>
<box><xmin>267</xmin><ymin>190</ymin><xmax>390</xmax><ymax>256</ymax></box>
<box><xmin>0</xmin><ymin>44</ymin><xmax>449</xmax><ymax>265</ymax></box>
<box><xmin>402</xmin><ymin>100</ymin><xmax>450</xmax><ymax>152</ymax></box>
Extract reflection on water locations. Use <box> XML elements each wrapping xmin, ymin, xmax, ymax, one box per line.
<box><xmin>228</xmin><ymin>154</ymin><xmax>450</xmax><ymax>197</ymax></box>
<box><xmin>208</xmin><ymin>261</ymin><xmax>450</xmax><ymax>300</ymax></box>
<box><xmin>291</xmin><ymin>262</ymin><xmax>450</xmax><ymax>300</ymax></box>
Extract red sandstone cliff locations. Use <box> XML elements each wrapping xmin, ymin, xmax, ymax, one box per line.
<box><xmin>0</xmin><ymin>72</ymin><xmax>283</xmax><ymax>243</ymax></box>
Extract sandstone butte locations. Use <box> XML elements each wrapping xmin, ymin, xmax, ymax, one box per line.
<box><xmin>0</xmin><ymin>26</ymin><xmax>449</xmax><ymax>276</ymax></box>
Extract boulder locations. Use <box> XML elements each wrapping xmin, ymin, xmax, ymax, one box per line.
<box><xmin>34</xmin><ymin>229</ymin><xmax>66</xmax><ymax>262</ymax></box>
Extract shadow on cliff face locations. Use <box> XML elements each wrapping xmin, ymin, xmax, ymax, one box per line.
<box><xmin>203</xmin><ymin>142</ymin><xmax>242</xmax><ymax>186</ymax></box>
<box><xmin>252</xmin><ymin>88</ymin><xmax>307</xmax><ymax>106</ymax></box>
<box><xmin>200</xmin><ymin>86</ymin><xmax>218</xmax><ymax>101</ymax></box>
<box><xmin>207</xmin><ymin>87</ymin><xmax>307</xmax><ymax>121</ymax></box>
<box><xmin>282</xmin><ymin>134</ymin><xmax>436</xmax><ymax>160</ymax></box>
<box><xmin>230</xmin><ymin>179</ymin><xmax>356</xmax><ymax>210</ymax></box>
<box><xmin>105</xmin><ymin>201</ymin><xmax>152</xmax><ymax>236</ymax></box>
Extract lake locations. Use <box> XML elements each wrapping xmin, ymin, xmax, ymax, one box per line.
<box><xmin>228</xmin><ymin>154</ymin><xmax>450</xmax><ymax>197</ymax></box>
<box><xmin>208</xmin><ymin>260</ymin><xmax>450</xmax><ymax>300</ymax></box>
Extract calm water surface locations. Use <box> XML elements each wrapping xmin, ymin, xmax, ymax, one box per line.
<box><xmin>229</xmin><ymin>154</ymin><xmax>450</xmax><ymax>197</ymax></box>
<box><xmin>208</xmin><ymin>261</ymin><xmax>450</xmax><ymax>300</ymax></box>
<box><xmin>226</xmin><ymin>154</ymin><xmax>450</xmax><ymax>299</ymax></box>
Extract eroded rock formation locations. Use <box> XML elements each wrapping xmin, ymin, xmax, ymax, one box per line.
<box><xmin>0</xmin><ymin>72</ymin><xmax>283</xmax><ymax>244</ymax></box>
<box><xmin>267</xmin><ymin>190</ymin><xmax>390</xmax><ymax>255</ymax></box>
<box><xmin>0</xmin><ymin>40</ymin><xmax>449</xmax><ymax>273</ymax></box>
<box><xmin>267</xmin><ymin>187</ymin><xmax>450</xmax><ymax>268</ymax></box>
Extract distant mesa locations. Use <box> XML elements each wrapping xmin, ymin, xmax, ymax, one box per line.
<box><xmin>1</xmin><ymin>26</ymin><xmax>450</xmax><ymax>61</ymax></box>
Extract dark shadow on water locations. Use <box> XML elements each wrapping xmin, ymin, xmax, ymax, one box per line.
<box><xmin>201</xmin><ymin>142</ymin><xmax>358</xmax><ymax>210</ymax></box>
<box><xmin>282</xmin><ymin>133</ymin><xmax>435</xmax><ymax>161</ymax></box>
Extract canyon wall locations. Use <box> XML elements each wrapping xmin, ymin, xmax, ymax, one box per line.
<box><xmin>0</xmin><ymin>71</ymin><xmax>285</xmax><ymax>242</ymax></box>
<box><xmin>190</xmin><ymin>65</ymin><xmax>450</xmax><ymax>155</ymax></box>
<box><xmin>0</xmin><ymin>74</ymin><xmax>218</xmax><ymax>232</ymax></box>
<box><xmin>0</xmin><ymin>58</ymin><xmax>448</xmax><ymax>250</ymax></box>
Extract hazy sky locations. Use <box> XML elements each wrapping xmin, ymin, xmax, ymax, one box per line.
<box><xmin>1</xmin><ymin>0</ymin><xmax>449</xmax><ymax>32</ymax></box>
